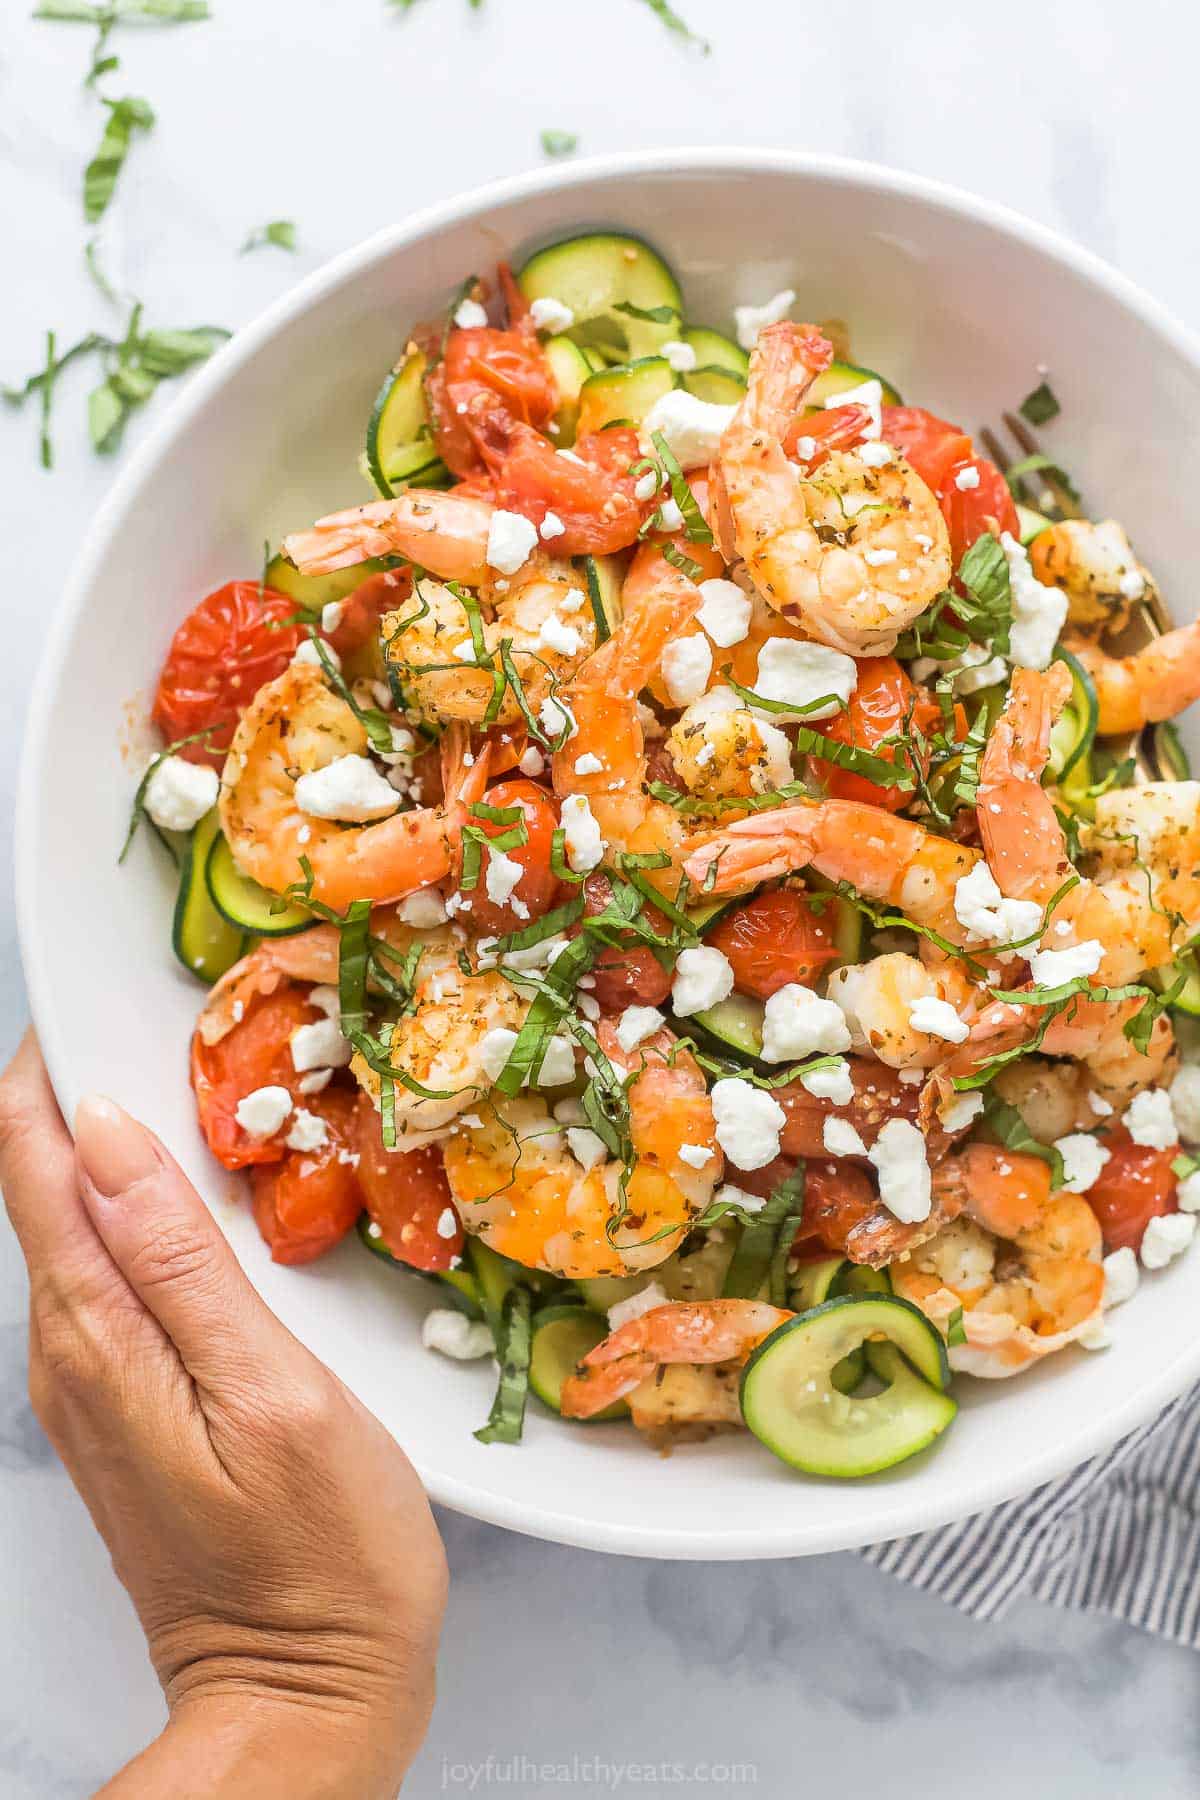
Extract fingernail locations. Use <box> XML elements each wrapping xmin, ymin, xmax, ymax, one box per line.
<box><xmin>74</xmin><ymin>1095</ymin><xmax>161</xmax><ymax>1198</ymax></box>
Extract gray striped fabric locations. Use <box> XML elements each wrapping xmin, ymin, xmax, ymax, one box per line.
<box><xmin>861</xmin><ymin>1382</ymin><xmax>1200</xmax><ymax>1645</ymax></box>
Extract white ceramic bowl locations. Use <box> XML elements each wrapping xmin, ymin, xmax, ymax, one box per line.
<box><xmin>19</xmin><ymin>150</ymin><xmax>1200</xmax><ymax>1559</ymax></box>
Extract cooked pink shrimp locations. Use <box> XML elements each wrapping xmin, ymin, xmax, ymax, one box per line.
<box><xmin>196</xmin><ymin>925</ymin><xmax>342</xmax><ymax>1046</ymax></box>
<box><xmin>219</xmin><ymin>662</ymin><xmax>490</xmax><ymax>912</ymax></box>
<box><xmin>560</xmin><ymin>1300</ymin><xmax>791</xmax><ymax>1420</ymax></box>
<box><xmin>551</xmin><ymin>538</ymin><xmax>722</xmax><ymax>893</ymax></box>
<box><xmin>892</xmin><ymin>1185</ymin><xmax>1103</xmax><ymax>1379</ymax></box>
<box><xmin>978</xmin><ymin>667</ymin><xmax>1195</xmax><ymax>983</ymax></box>
<box><xmin>282</xmin><ymin>489</ymin><xmax>497</xmax><ymax>586</ymax></box>
<box><xmin>1030</xmin><ymin>518</ymin><xmax>1148</xmax><ymax>632</ymax></box>
<box><xmin>1067</xmin><ymin>623</ymin><xmax>1200</xmax><ymax>735</ymax></box>
<box><xmin>684</xmin><ymin>800</ymin><xmax>979</xmax><ymax>942</ymax></box>
<box><xmin>714</xmin><ymin>322</ymin><xmax>950</xmax><ymax>655</ymax></box>
<box><xmin>443</xmin><ymin>1024</ymin><xmax>722</xmax><ymax>1279</ymax></box>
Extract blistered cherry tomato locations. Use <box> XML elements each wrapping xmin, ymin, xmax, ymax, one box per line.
<box><xmin>250</xmin><ymin>1088</ymin><xmax>362</xmax><ymax>1266</ymax></box>
<box><xmin>1086</xmin><ymin>1128</ymin><xmax>1178</xmax><ymax>1254</ymax></box>
<box><xmin>153</xmin><ymin>581</ymin><xmax>304</xmax><ymax>768</ymax></box>
<box><xmin>705</xmin><ymin>888</ymin><xmax>840</xmax><ymax>1000</ymax></box>
<box><xmin>425</xmin><ymin>326</ymin><xmax>557</xmax><ymax>476</ymax></box>
<box><xmin>325</xmin><ymin>567</ymin><xmax>412</xmax><ymax>658</ymax></box>
<box><xmin>812</xmin><ymin>657</ymin><xmax>950</xmax><ymax>813</ymax></box>
<box><xmin>353</xmin><ymin>1093</ymin><xmax>462</xmax><ymax>1271</ymax></box>
<box><xmin>458</xmin><ymin>778</ymin><xmax>561</xmax><ymax>936</ymax></box>
<box><xmin>576</xmin><ymin>871</ymin><xmax>673</xmax><ymax>1013</ymax></box>
<box><xmin>880</xmin><ymin>405</ymin><xmax>974</xmax><ymax>496</ymax></box>
<box><xmin>190</xmin><ymin>987</ymin><xmax>322</xmax><ymax>1172</ymax></box>
<box><xmin>941</xmin><ymin>456</ymin><xmax>1019</xmax><ymax>563</ymax></box>
<box><xmin>480</xmin><ymin>422</ymin><xmax>648</xmax><ymax>554</ymax></box>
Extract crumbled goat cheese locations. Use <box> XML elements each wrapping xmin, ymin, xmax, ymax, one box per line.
<box><xmin>641</xmin><ymin>390</ymin><xmax>737</xmax><ymax>470</ymax></box>
<box><xmin>952</xmin><ymin>860</ymin><xmax>1043</xmax><ymax>947</ymax></box>
<box><xmin>285</xmin><ymin>1109</ymin><xmax>329</xmax><ymax>1153</ymax></box>
<box><xmin>566</xmin><ymin>1126</ymin><xmax>608</xmax><ymax>1171</ymax></box>
<box><xmin>868</xmin><ymin>1119</ymin><xmax>932</xmax><ymax>1223</ymax></box>
<box><xmin>1102</xmin><ymin>1246</ymin><xmax>1139</xmax><ymax>1307</ymax></box>
<box><xmin>486</xmin><ymin>509</ymin><xmax>539</xmax><ymax>575</ymax></box>
<box><xmin>560</xmin><ymin>587</ymin><xmax>586</xmax><ymax>613</ymax></box>
<box><xmin>297</xmin><ymin>1069</ymin><xmax>333</xmax><ymax>1096</ymax></box>
<box><xmin>235</xmin><ymin>1086</ymin><xmax>292</xmax><ymax>1138</ymax></box>
<box><xmin>940</xmin><ymin>1090</ymin><xmax>985</xmax><ymax>1133</ymax></box>
<box><xmin>908</xmin><ymin>995</ymin><xmax>968</xmax><ymax>1044</ymax></box>
<box><xmin>574</xmin><ymin>752</ymin><xmax>603</xmax><ymax>776</ymax></box>
<box><xmin>320</xmin><ymin>600</ymin><xmax>344</xmax><ymax>633</ymax></box>
<box><xmin>634</xmin><ymin>469</ymin><xmax>659</xmax><ymax>502</ymax></box>
<box><xmin>710</xmin><ymin>1078</ymin><xmax>786</xmax><ymax>1171</ymax></box>
<box><xmin>954</xmin><ymin>464</ymin><xmax>980</xmax><ymax>490</ymax></box>
<box><xmin>1140</xmin><ymin>1212</ymin><xmax>1197</xmax><ymax>1270</ymax></box>
<box><xmin>859</xmin><ymin>440</ymin><xmax>894</xmax><ymax>468</ymax></box>
<box><xmin>1000</xmin><ymin>531</ymin><xmax>1070</xmax><ymax>671</ymax></box>
<box><xmin>823</xmin><ymin>1116</ymin><xmax>868</xmax><ymax>1157</ymax></box>
<box><xmin>696</xmin><ymin>578</ymin><xmax>752</xmax><ymax>647</ymax></box>
<box><xmin>479</xmin><ymin>1028</ymin><xmax>518</xmax><ymax>1083</ymax></box>
<box><xmin>560</xmin><ymin>792</ymin><xmax>604</xmax><ymax>872</ymax></box>
<box><xmin>1027</xmin><ymin>939</ymin><xmax>1104</xmax><ymax>987</ymax></box>
<box><xmin>518</xmin><ymin>745</ymin><xmax>545</xmax><ymax>778</ymax></box>
<box><xmin>484</xmin><ymin>847</ymin><xmax>524</xmax><ymax>908</ymax></box>
<box><xmin>294</xmin><ymin>755</ymin><xmax>399</xmax><ymax>822</ymax></box>
<box><xmin>1123</xmin><ymin>1087</ymin><xmax>1177</xmax><ymax>1151</ymax></box>
<box><xmin>539</xmin><ymin>511</ymin><xmax>567</xmax><ymax>541</ymax></box>
<box><xmin>713</xmin><ymin>1182</ymin><xmax>767</xmax><ymax>1216</ymax></box>
<box><xmin>291</xmin><ymin>637</ymin><xmax>341</xmax><ymax>672</ymax></box>
<box><xmin>536</xmin><ymin>1035</ymin><xmax>576</xmax><ymax>1088</ymax></box>
<box><xmin>753</xmin><ymin>637</ymin><xmax>857</xmax><ymax>721</ymax></box>
<box><xmin>291</xmin><ymin>1017</ymin><xmax>353</xmax><ymax>1073</ymax></box>
<box><xmin>452</xmin><ymin>638</ymin><xmax>479</xmax><ymax>663</ymax></box>
<box><xmin>398</xmin><ymin>887</ymin><xmax>449</xmax><ymax>928</ymax></box>
<box><xmin>1119</xmin><ymin>568</ymin><xmax>1146</xmax><ymax>600</ymax></box>
<box><xmin>422</xmin><ymin>1308</ymin><xmax>495</xmax><ymax>1359</ymax></box>
<box><xmin>671</xmin><ymin>946</ymin><xmax>735</xmax><ymax>1017</ymax></box>
<box><xmin>661</xmin><ymin>634</ymin><xmax>713</xmax><ymax>706</ymax></box>
<box><xmin>1053</xmin><ymin>1132</ymin><xmax>1111</xmax><ymax>1193</ymax></box>
<box><xmin>799</xmin><ymin>1059</ymin><xmax>855</xmax><ymax>1105</ymax></box>
<box><xmin>678</xmin><ymin>1143</ymin><xmax>714</xmax><ymax>1169</ymax></box>
<box><xmin>453</xmin><ymin>297</ymin><xmax>488</xmax><ymax>329</ymax></box>
<box><xmin>1177</xmin><ymin>1171</ymin><xmax>1200</xmax><ymax>1213</ymax></box>
<box><xmin>616</xmin><ymin>1005</ymin><xmax>664</xmax><ymax>1053</ymax></box>
<box><xmin>436</xmin><ymin>1207</ymin><xmax>458</xmax><ymax>1240</ymax></box>
<box><xmin>733</xmin><ymin>288</ymin><xmax>796</xmax><ymax>350</ymax></box>
<box><xmin>538</xmin><ymin>612</ymin><xmax>582</xmax><ymax>657</ymax></box>
<box><xmin>307</xmin><ymin>986</ymin><xmax>341</xmax><ymax>1019</ymax></box>
<box><xmin>607</xmin><ymin>1282</ymin><xmax>670</xmax><ymax>1331</ymax></box>
<box><xmin>528</xmin><ymin>295</ymin><xmax>574</xmax><ymax>333</ymax></box>
<box><xmin>761</xmin><ymin>983</ymin><xmax>851</xmax><ymax>1063</ymax></box>
<box><xmin>143</xmin><ymin>755</ymin><xmax>219</xmax><ymax>833</ymax></box>
<box><xmin>661</xmin><ymin>339</ymin><xmax>698</xmax><ymax>372</ymax></box>
<box><xmin>538</xmin><ymin>694</ymin><xmax>577</xmax><ymax>740</ymax></box>
<box><xmin>1170</xmin><ymin>1065</ymin><xmax>1200</xmax><ymax>1144</ymax></box>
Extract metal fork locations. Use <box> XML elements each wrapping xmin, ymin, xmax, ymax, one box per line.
<box><xmin>980</xmin><ymin>410</ymin><xmax>1171</xmax><ymax>784</ymax></box>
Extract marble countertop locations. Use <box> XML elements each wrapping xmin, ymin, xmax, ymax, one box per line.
<box><xmin>2</xmin><ymin>1</ymin><xmax>1198</xmax><ymax>1792</ymax></box>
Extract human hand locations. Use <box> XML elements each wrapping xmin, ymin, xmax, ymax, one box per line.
<box><xmin>0</xmin><ymin>1033</ymin><xmax>447</xmax><ymax>1799</ymax></box>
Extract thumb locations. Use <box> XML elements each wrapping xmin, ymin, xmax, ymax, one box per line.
<box><xmin>74</xmin><ymin>1094</ymin><xmax>290</xmax><ymax>1389</ymax></box>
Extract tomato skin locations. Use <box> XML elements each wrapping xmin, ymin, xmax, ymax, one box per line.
<box><xmin>251</xmin><ymin>1088</ymin><xmax>362</xmax><ymax>1266</ymax></box>
<box><xmin>705</xmin><ymin>888</ymin><xmax>839</xmax><ymax>1000</ymax></box>
<box><xmin>153</xmin><ymin>581</ymin><xmax>304</xmax><ymax>769</ymax></box>
<box><xmin>477</xmin><ymin>420</ymin><xmax>648</xmax><ymax>554</ymax></box>
<box><xmin>576</xmin><ymin>871</ymin><xmax>673</xmax><ymax>1013</ymax></box>
<box><xmin>881</xmin><ymin>405</ymin><xmax>974</xmax><ymax>496</ymax></box>
<box><xmin>191</xmin><ymin>988</ymin><xmax>322</xmax><ymax>1171</ymax></box>
<box><xmin>941</xmin><ymin>455</ymin><xmax>1019</xmax><ymax>562</ymax></box>
<box><xmin>782</xmin><ymin>402</ymin><xmax>872</xmax><ymax>467</ymax></box>
<box><xmin>326</xmin><ymin>567</ymin><xmax>412</xmax><ymax>658</ymax></box>
<box><xmin>455</xmin><ymin>778</ymin><xmax>560</xmax><ymax>936</ymax></box>
<box><xmin>1086</xmin><ymin>1129</ymin><xmax>1178</xmax><ymax>1253</ymax></box>
<box><xmin>812</xmin><ymin>657</ymin><xmax>947</xmax><ymax>812</ymax></box>
<box><xmin>731</xmin><ymin>1155</ymin><xmax>879</xmax><ymax>1260</ymax></box>
<box><xmin>426</xmin><ymin>326</ymin><xmax>557</xmax><ymax>477</ymax></box>
<box><xmin>353</xmin><ymin>1094</ymin><xmax>462</xmax><ymax>1270</ymax></box>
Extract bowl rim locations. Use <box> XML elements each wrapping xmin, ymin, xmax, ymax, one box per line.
<box><xmin>19</xmin><ymin>146</ymin><xmax>1200</xmax><ymax>1559</ymax></box>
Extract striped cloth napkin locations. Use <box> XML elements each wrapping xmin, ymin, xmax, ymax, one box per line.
<box><xmin>861</xmin><ymin>1383</ymin><xmax>1200</xmax><ymax>1646</ymax></box>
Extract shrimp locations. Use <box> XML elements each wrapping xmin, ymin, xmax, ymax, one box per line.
<box><xmin>684</xmin><ymin>800</ymin><xmax>979</xmax><ymax>942</ymax></box>
<box><xmin>978</xmin><ymin>668</ymin><xmax>1196</xmax><ymax>984</ymax></box>
<box><xmin>196</xmin><ymin>926</ymin><xmax>343</xmax><ymax>1047</ymax></box>
<box><xmin>715</xmin><ymin>322</ymin><xmax>951</xmax><ymax>656</ymax></box>
<box><xmin>892</xmin><ymin>1180</ymin><xmax>1103</xmax><ymax>1379</ymax></box>
<box><xmin>1066</xmin><ymin>622</ymin><xmax>1200</xmax><ymax>737</ymax></box>
<box><xmin>381</xmin><ymin>556</ymin><xmax>597</xmax><ymax>727</ymax></box>
<box><xmin>666</xmin><ymin>686</ymin><xmax>795</xmax><ymax>802</ymax></box>
<box><xmin>442</xmin><ymin>1025</ymin><xmax>721</xmax><ymax>1278</ymax></box>
<box><xmin>826</xmin><ymin>951</ymin><xmax>982</xmax><ymax>1071</ymax></box>
<box><xmin>282</xmin><ymin>488</ymin><xmax>498</xmax><ymax>586</ymax></box>
<box><xmin>642</xmin><ymin>575</ymin><xmax>812</xmax><ymax>712</ymax></box>
<box><xmin>1030</xmin><ymin>519</ymin><xmax>1148</xmax><ymax>632</ymax></box>
<box><xmin>560</xmin><ymin>1300</ymin><xmax>790</xmax><ymax>1421</ymax></box>
<box><xmin>219</xmin><ymin>661</ymin><xmax>490</xmax><ymax>911</ymax></box>
<box><xmin>551</xmin><ymin>539</ymin><xmax>721</xmax><ymax>892</ymax></box>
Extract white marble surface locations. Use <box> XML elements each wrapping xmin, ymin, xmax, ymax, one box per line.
<box><xmin>2</xmin><ymin>1</ymin><xmax>1199</xmax><ymax>1793</ymax></box>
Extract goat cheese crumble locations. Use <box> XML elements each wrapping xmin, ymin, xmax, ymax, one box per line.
<box><xmin>752</xmin><ymin>637</ymin><xmax>857</xmax><ymax>721</ymax></box>
<box><xmin>1123</xmin><ymin>1087</ymin><xmax>1177</xmax><ymax>1151</ymax></box>
<box><xmin>733</xmin><ymin>288</ymin><xmax>796</xmax><ymax>349</ymax></box>
<box><xmin>422</xmin><ymin>1309</ymin><xmax>495</xmax><ymax>1360</ymax></box>
<box><xmin>235</xmin><ymin>1086</ymin><xmax>293</xmax><ymax>1138</ymax></box>
<box><xmin>528</xmin><ymin>295</ymin><xmax>574</xmax><ymax>334</ymax></box>
<box><xmin>641</xmin><ymin>390</ymin><xmax>737</xmax><ymax>470</ymax></box>
<box><xmin>294</xmin><ymin>755</ymin><xmax>399</xmax><ymax>823</ymax></box>
<box><xmin>143</xmin><ymin>755</ymin><xmax>219</xmax><ymax>833</ymax></box>
<box><xmin>560</xmin><ymin>792</ymin><xmax>604</xmax><ymax>872</ymax></box>
<box><xmin>761</xmin><ymin>984</ymin><xmax>851</xmax><ymax>1063</ymax></box>
<box><xmin>868</xmin><ymin>1119</ymin><xmax>932</xmax><ymax>1223</ymax></box>
<box><xmin>1053</xmin><ymin>1132</ymin><xmax>1111</xmax><ymax>1193</ymax></box>
<box><xmin>661</xmin><ymin>634</ymin><xmax>713</xmax><ymax>706</ymax></box>
<box><xmin>671</xmin><ymin>946</ymin><xmax>735</xmax><ymax>1017</ymax></box>
<box><xmin>486</xmin><ymin>509</ymin><xmax>539</xmax><ymax>575</ymax></box>
<box><xmin>710</xmin><ymin>1079</ymin><xmax>786</xmax><ymax>1171</ymax></box>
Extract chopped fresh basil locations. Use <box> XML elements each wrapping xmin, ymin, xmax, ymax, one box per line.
<box><xmin>474</xmin><ymin>1286</ymin><xmax>532</xmax><ymax>1446</ymax></box>
<box><xmin>981</xmin><ymin>1093</ymin><xmax>1066</xmax><ymax>1190</ymax></box>
<box><xmin>722</xmin><ymin>1165</ymin><xmax>804</xmax><ymax>1301</ymax></box>
<box><xmin>240</xmin><ymin>219</ymin><xmax>298</xmax><ymax>254</ymax></box>
<box><xmin>616</xmin><ymin>301</ymin><xmax>683</xmax><ymax>326</ymax></box>
<box><xmin>84</xmin><ymin>93</ymin><xmax>155</xmax><ymax>222</ymax></box>
<box><xmin>539</xmin><ymin>129</ymin><xmax>578</xmax><ymax>158</ymax></box>
<box><xmin>945</xmin><ymin>1305</ymin><xmax>967</xmax><ymax>1347</ymax></box>
<box><xmin>1018</xmin><ymin>381</ymin><xmax>1060</xmax><ymax>426</ymax></box>
<box><xmin>649</xmin><ymin>430</ymin><xmax>713</xmax><ymax>545</ymax></box>
<box><xmin>637</xmin><ymin>0</ymin><xmax>711</xmax><ymax>53</ymax></box>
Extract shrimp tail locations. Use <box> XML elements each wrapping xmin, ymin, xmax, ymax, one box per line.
<box><xmin>683</xmin><ymin>804</ymin><xmax>819</xmax><ymax>894</ymax></box>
